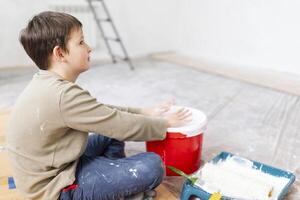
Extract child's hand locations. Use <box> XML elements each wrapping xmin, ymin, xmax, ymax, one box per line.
<box><xmin>141</xmin><ymin>99</ymin><xmax>175</xmax><ymax>117</ymax></box>
<box><xmin>165</xmin><ymin>108</ymin><xmax>192</xmax><ymax>127</ymax></box>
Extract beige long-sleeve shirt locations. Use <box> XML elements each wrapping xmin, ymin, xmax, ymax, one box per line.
<box><xmin>6</xmin><ymin>70</ymin><xmax>167</xmax><ymax>200</ymax></box>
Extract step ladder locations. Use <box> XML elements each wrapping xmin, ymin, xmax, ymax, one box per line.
<box><xmin>87</xmin><ymin>0</ymin><xmax>134</xmax><ymax>70</ymax></box>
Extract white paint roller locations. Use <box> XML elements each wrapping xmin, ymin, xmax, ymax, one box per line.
<box><xmin>199</xmin><ymin>162</ymin><xmax>273</xmax><ymax>200</ymax></box>
<box><xmin>195</xmin><ymin>156</ymin><xmax>289</xmax><ymax>200</ymax></box>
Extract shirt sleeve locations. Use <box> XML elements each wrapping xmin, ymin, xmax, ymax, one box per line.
<box><xmin>104</xmin><ymin>104</ymin><xmax>142</xmax><ymax>114</ymax></box>
<box><xmin>59</xmin><ymin>83</ymin><xmax>167</xmax><ymax>141</ymax></box>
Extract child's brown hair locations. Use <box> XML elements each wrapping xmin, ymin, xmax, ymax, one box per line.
<box><xmin>19</xmin><ymin>11</ymin><xmax>82</xmax><ymax>70</ymax></box>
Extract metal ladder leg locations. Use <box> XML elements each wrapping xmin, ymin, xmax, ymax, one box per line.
<box><xmin>87</xmin><ymin>0</ymin><xmax>135</xmax><ymax>70</ymax></box>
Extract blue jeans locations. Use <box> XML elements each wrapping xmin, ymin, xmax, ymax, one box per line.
<box><xmin>59</xmin><ymin>134</ymin><xmax>165</xmax><ymax>200</ymax></box>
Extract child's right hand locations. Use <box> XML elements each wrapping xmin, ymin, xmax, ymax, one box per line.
<box><xmin>165</xmin><ymin>108</ymin><xmax>192</xmax><ymax>128</ymax></box>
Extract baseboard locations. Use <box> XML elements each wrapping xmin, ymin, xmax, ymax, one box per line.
<box><xmin>151</xmin><ymin>52</ymin><xmax>300</xmax><ymax>97</ymax></box>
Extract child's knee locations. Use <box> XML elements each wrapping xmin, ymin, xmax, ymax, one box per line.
<box><xmin>146</xmin><ymin>152</ymin><xmax>163</xmax><ymax>166</ymax></box>
<box><xmin>139</xmin><ymin>153</ymin><xmax>165</xmax><ymax>180</ymax></box>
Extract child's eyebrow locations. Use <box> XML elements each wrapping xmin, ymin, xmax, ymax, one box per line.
<box><xmin>78</xmin><ymin>36</ymin><xmax>84</xmax><ymax>42</ymax></box>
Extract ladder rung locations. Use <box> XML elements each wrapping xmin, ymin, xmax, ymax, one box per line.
<box><xmin>113</xmin><ymin>55</ymin><xmax>129</xmax><ymax>61</ymax></box>
<box><xmin>97</xmin><ymin>18</ymin><xmax>111</xmax><ymax>22</ymax></box>
<box><xmin>104</xmin><ymin>37</ymin><xmax>120</xmax><ymax>42</ymax></box>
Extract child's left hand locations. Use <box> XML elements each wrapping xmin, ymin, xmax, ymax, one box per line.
<box><xmin>141</xmin><ymin>99</ymin><xmax>175</xmax><ymax>117</ymax></box>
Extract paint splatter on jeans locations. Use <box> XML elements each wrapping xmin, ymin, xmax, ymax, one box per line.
<box><xmin>59</xmin><ymin>134</ymin><xmax>165</xmax><ymax>200</ymax></box>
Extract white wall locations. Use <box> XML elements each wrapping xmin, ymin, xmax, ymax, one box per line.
<box><xmin>1</xmin><ymin>0</ymin><xmax>300</xmax><ymax>76</ymax></box>
<box><xmin>175</xmin><ymin>0</ymin><xmax>300</xmax><ymax>76</ymax></box>
<box><xmin>0</xmin><ymin>0</ymin><xmax>177</xmax><ymax>68</ymax></box>
<box><xmin>107</xmin><ymin>0</ymin><xmax>179</xmax><ymax>57</ymax></box>
<box><xmin>0</xmin><ymin>0</ymin><xmax>44</xmax><ymax>68</ymax></box>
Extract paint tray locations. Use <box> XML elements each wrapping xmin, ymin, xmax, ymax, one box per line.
<box><xmin>180</xmin><ymin>152</ymin><xmax>296</xmax><ymax>200</ymax></box>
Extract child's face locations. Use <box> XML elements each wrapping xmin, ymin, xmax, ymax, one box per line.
<box><xmin>65</xmin><ymin>28</ymin><xmax>92</xmax><ymax>74</ymax></box>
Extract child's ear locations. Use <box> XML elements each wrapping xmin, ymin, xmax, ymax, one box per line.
<box><xmin>53</xmin><ymin>46</ymin><xmax>66</xmax><ymax>62</ymax></box>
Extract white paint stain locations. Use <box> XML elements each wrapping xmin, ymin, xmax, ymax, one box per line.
<box><xmin>40</xmin><ymin>122</ymin><xmax>46</xmax><ymax>134</ymax></box>
<box><xmin>101</xmin><ymin>174</ymin><xmax>112</xmax><ymax>183</ymax></box>
<box><xmin>39</xmin><ymin>120</ymin><xmax>57</xmax><ymax>134</ymax></box>
<box><xmin>0</xmin><ymin>146</ymin><xmax>5</xmax><ymax>152</ymax></box>
<box><xmin>129</xmin><ymin>168</ymin><xmax>138</xmax><ymax>178</ymax></box>
<box><xmin>110</xmin><ymin>162</ymin><xmax>120</xmax><ymax>167</ymax></box>
<box><xmin>85</xmin><ymin>172</ymin><xmax>90</xmax><ymax>178</ymax></box>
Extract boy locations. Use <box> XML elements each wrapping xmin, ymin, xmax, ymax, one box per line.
<box><xmin>6</xmin><ymin>11</ymin><xmax>190</xmax><ymax>200</ymax></box>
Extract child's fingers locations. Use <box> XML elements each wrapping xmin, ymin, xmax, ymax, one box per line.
<box><xmin>179</xmin><ymin>109</ymin><xmax>190</xmax><ymax>116</ymax></box>
<box><xmin>176</xmin><ymin>108</ymin><xmax>191</xmax><ymax>117</ymax></box>
<box><xmin>175</xmin><ymin>107</ymin><xmax>185</xmax><ymax>114</ymax></box>
<box><xmin>176</xmin><ymin>116</ymin><xmax>192</xmax><ymax>127</ymax></box>
<box><xmin>157</xmin><ymin>100</ymin><xmax>173</xmax><ymax>112</ymax></box>
<box><xmin>158</xmin><ymin>106</ymin><xmax>170</xmax><ymax>114</ymax></box>
<box><xmin>172</xmin><ymin>108</ymin><xmax>192</xmax><ymax>123</ymax></box>
<box><xmin>184</xmin><ymin>116</ymin><xmax>193</xmax><ymax>122</ymax></box>
<box><xmin>179</xmin><ymin>112</ymin><xmax>192</xmax><ymax>120</ymax></box>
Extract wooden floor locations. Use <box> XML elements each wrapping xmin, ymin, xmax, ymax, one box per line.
<box><xmin>1</xmin><ymin>59</ymin><xmax>300</xmax><ymax>199</ymax></box>
<box><xmin>0</xmin><ymin>109</ymin><xmax>25</xmax><ymax>200</ymax></box>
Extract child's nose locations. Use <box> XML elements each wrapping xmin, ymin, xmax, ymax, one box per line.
<box><xmin>87</xmin><ymin>46</ymin><xmax>92</xmax><ymax>53</ymax></box>
<box><xmin>85</xmin><ymin>43</ymin><xmax>92</xmax><ymax>53</ymax></box>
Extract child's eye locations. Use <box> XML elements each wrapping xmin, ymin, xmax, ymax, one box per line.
<box><xmin>80</xmin><ymin>40</ymin><xmax>84</xmax><ymax>45</ymax></box>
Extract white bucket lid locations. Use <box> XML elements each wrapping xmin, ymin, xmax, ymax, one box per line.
<box><xmin>164</xmin><ymin>106</ymin><xmax>207</xmax><ymax>137</ymax></box>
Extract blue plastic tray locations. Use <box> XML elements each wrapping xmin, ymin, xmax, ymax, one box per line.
<box><xmin>181</xmin><ymin>152</ymin><xmax>296</xmax><ymax>200</ymax></box>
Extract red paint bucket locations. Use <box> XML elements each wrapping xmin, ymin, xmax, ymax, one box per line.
<box><xmin>146</xmin><ymin>107</ymin><xmax>207</xmax><ymax>176</ymax></box>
